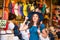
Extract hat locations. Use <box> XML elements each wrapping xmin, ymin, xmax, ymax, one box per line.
<box><xmin>28</xmin><ymin>12</ymin><xmax>44</xmax><ymax>21</ymax></box>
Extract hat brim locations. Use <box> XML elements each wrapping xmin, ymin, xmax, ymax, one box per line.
<box><xmin>28</xmin><ymin>12</ymin><xmax>44</xmax><ymax>21</ymax></box>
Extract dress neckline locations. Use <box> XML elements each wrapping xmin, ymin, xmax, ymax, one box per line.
<box><xmin>32</xmin><ymin>25</ymin><xmax>37</xmax><ymax>27</ymax></box>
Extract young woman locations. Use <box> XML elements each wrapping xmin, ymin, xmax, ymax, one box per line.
<box><xmin>20</xmin><ymin>12</ymin><xmax>41</xmax><ymax>40</ymax></box>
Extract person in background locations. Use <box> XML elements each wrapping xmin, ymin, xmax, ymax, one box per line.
<box><xmin>49</xmin><ymin>26</ymin><xmax>57</xmax><ymax>40</ymax></box>
<box><xmin>8</xmin><ymin>13</ymin><xmax>23</xmax><ymax>40</ymax></box>
<box><xmin>13</xmin><ymin>21</ymin><xmax>23</xmax><ymax>40</ymax></box>
<box><xmin>8</xmin><ymin>13</ymin><xmax>16</xmax><ymax>32</ymax></box>
<box><xmin>20</xmin><ymin>12</ymin><xmax>41</xmax><ymax>40</ymax></box>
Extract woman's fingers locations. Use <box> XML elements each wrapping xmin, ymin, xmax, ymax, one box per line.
<box><xmin>25</xmin><ymin>16</ymin><xmax>28</xmax><ymax>21</ymax></box>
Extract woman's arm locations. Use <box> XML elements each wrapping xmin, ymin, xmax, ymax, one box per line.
<box><xmin>19</xmin><ymin>17</ymin><xmax>28</xmax><ymax>31</ymax></box>
<box><xmin>20</xmin><ymin>25</ymin><xmax>28</xmax><ymax>31</ymax></box>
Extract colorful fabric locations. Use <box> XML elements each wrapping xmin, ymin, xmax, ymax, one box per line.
<box><xmin>58</xmin><ymin>20</ymin><xmax>60</xmax><ymax>25</ymax></box>
<box><xmin>18</xmin><ymin>5</ymin><xmax>21</xmax><ymax>16</ymax></box>
<box><xmin>12</xmin><ymin>3</ymin><xmax>15</xmax><ymax>14</ymax></box>
<box><xmin>27</xmin><ymin>4</ymin><xmax>31</xmax><ymax>14</ymax></box>
<box><xmin>41</xmin><ymin>4</ymin><xmax>46</xmax><ymax>14</ymax></box>
<box><xmin>14</xmin><ymin>3</ymin><xmax>19</xmax><ymax>16</ymax></box>
<box><xmin>4</xmin><ymin>22</ymin><xmax>9</xmax><ymax>30</ymax></box>
<box><xmin>23</xmin><ymin>4</ymin><xmax>28</xmax><ymax>16</ymax></box>
<box><xmin>20</xmin><ymin>5</ymin><xmax>24</xmax><ymax>16</ymax></box>
<box><xmin>30</xmin><ymin>5</ymin><xmax>34</xmax><ymax>11</ymax></box>
<box><xmin>44</xmin><ymin>15</ymin><xmax>49</xmax><ymax>19</ymax></box>
<box><xmin>8</xmin><ymin>3</ymin><xmax>12</xmax><ymax>13</ymax></box>
<box><xmin>3</xmin><ymin>11</ymin><xmax>8</xmax><ymax>20</ymax></box>
<box><xmin>39</xmin><ymin>4</ymin><xmax>43</xmax><ymax>9</ymax></box>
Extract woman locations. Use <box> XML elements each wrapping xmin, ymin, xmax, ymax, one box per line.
<box><xmin>8</xmin><ymin>13</ymin><xmax>23</xmax><ymax>40</ymax></box>
<box><xmin>20</xmin><ymin>12</ymin><xmax>41</xmax><ymax>40</ymax></box>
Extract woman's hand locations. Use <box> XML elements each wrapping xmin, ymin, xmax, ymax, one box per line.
<box><xmin>37</xmin><ymin>29</ymin><xmax>40</xmax><ymax>35</ymax></box>
<box><xmin>25</xmin><ymin>16</ymin><xmax>28</xmax><ymax>21</ymax></box>
<box><xmin>23</xmin><ymin>17</ymin><xmax>28</xmax><ymax>24</ymax></box>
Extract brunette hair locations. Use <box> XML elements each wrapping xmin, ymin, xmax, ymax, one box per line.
<box><xmin>8</xmin><ymin>13</ymin><xmax>16</xmax><ymax>20</ymax></box>
<box><xmin>28</xmin><ymin>14</ymin><xmax>40</xmax><ymax>28</ymax></box>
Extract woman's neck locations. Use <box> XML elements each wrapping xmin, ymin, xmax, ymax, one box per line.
<box><xmin>33</xmin><ymin>22</ymin><xmax>37</xmax><ymax>26</ymax></box>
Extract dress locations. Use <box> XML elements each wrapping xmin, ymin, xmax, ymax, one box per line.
<box><xmin>29</xmin><ymin>26</ymin><xmax>39</xmax><ymax>40</ymax></box>
<box><xmin>40</xmin><ymin>24</ymin><xmax>45</xmax><ymax>32</ymax></box>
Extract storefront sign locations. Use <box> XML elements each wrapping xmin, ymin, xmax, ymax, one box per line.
<box><xmin>0</xmin><ymin>20</ymin><xmax>7</xmax><ymax>28</ymax></box>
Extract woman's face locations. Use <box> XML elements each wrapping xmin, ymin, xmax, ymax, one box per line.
<box><xmin>32</xmin><ymin>14</ymin><xmax>39</xmax><ymax>22</ymax></box>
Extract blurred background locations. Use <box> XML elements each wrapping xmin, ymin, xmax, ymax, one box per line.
<box><xmin>0</xmin><ymin>0</ymin><xmax>60</xmax><ymax>40</ymax></box>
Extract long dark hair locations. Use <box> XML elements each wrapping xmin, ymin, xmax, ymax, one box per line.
<box><xmin>28</xmin><ymin>14</ymin><xmax>40</xmax><ymax>28</ymax></box>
